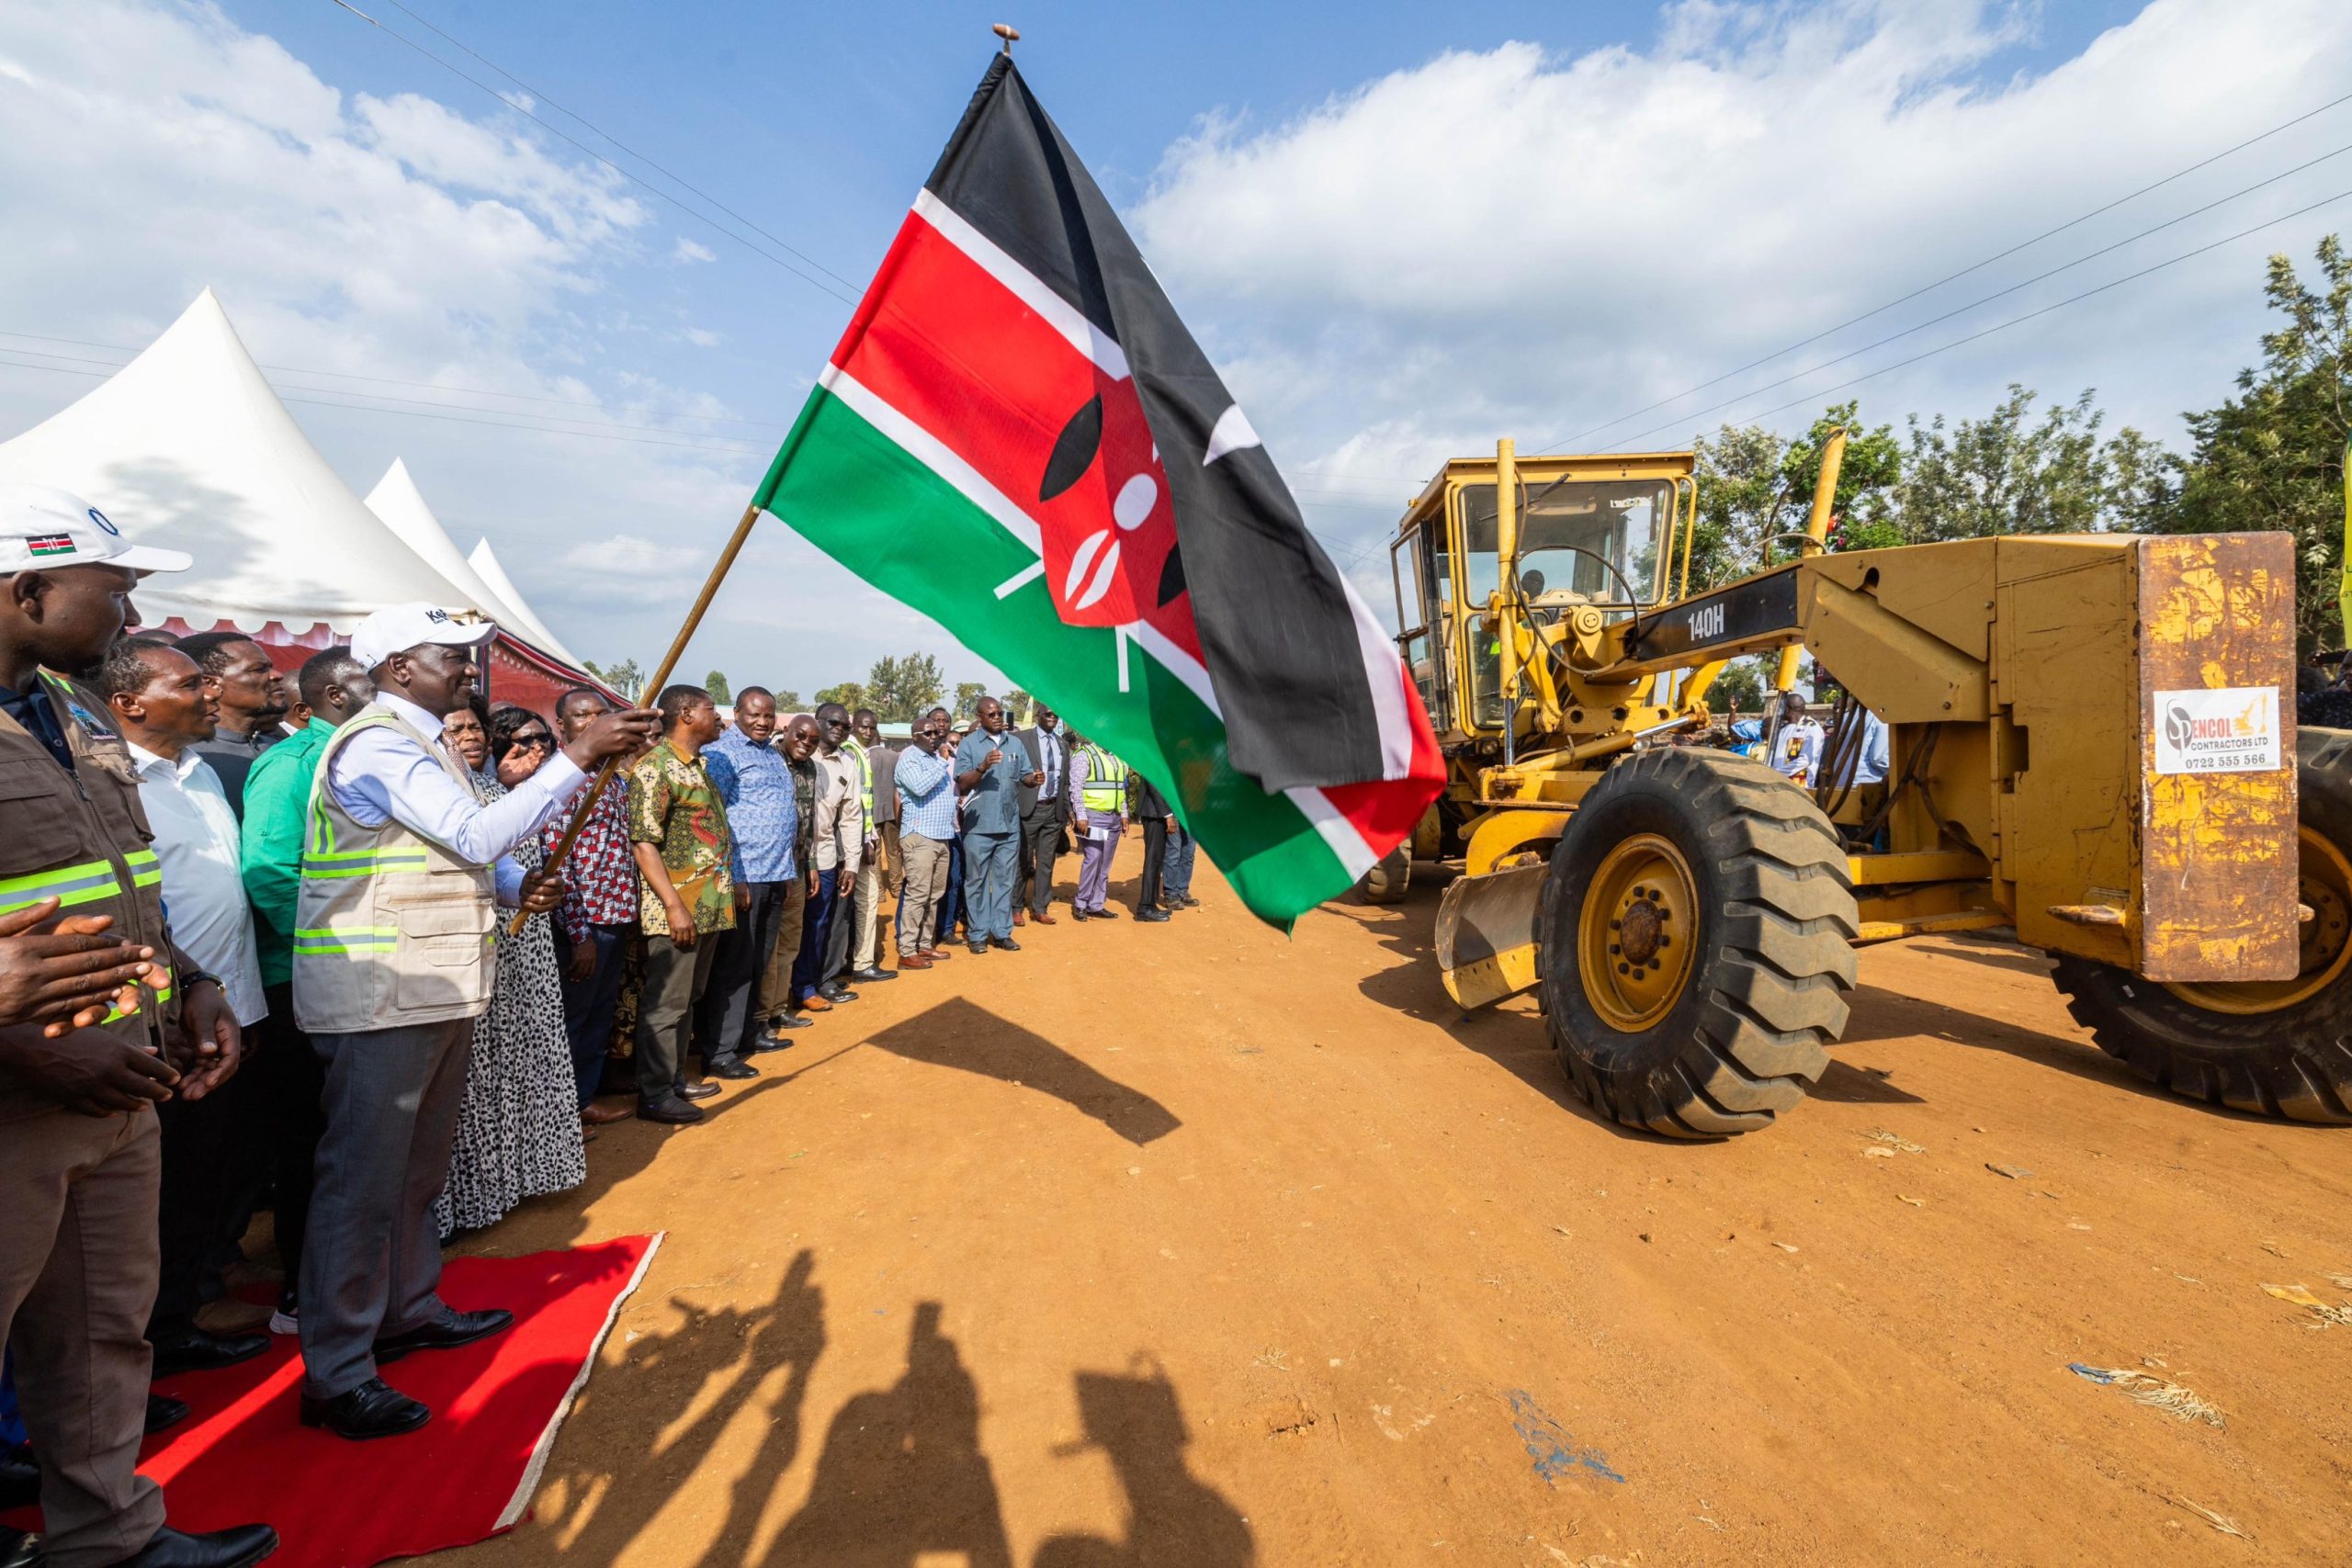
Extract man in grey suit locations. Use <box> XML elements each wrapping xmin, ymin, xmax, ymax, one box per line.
<box><xmin>1012</xmin><ymin>704</ymin><xmax>1069</xmax><ymax>927</ymax></box>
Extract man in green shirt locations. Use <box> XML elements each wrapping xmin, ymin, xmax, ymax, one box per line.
<box><xmin>628</xmin><ymin>684</ymin><xmax>744</xmax><ymax>1123</ymax></box>
<box><xmin>236</xmin><ymin>646</ymin><xmax>372</xmax><ymax>1334</ymax></box>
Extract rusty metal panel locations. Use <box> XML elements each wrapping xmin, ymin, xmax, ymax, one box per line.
<box><xmin>2135</xmin><ymin>534</ymin><xmax>2298</xmax><ymax>982</ymax></box>
<box><xmin>1996</xmin><ymin>544</ymin><xmax>2140</xmax><ymax>966</ymax></box>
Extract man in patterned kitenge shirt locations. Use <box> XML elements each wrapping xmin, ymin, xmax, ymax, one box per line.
<box><xmin>546</xmin><ymin>687</ymin><xmax>639</xmax><ymax>1127</ymax></box>
<box><xmin>627</xmin><ymin>684</ymin><xmax>742</xmax><ymax>1124</ymax></box>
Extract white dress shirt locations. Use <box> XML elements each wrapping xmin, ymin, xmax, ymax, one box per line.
<box><xmin>324</xmin><ymin>692</ymin><xmax>584</xmax><ymax>905</ymax></box>
<box><xmin>127</xmin><ymin>742</ymin><xmax>268</xmax><ymax>1027</ymax></box>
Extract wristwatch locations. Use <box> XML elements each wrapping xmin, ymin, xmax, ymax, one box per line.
<box><xmin>179</xmin><ymin>970</ymin><xmax>225</xmax><ymax>993</ymax></box>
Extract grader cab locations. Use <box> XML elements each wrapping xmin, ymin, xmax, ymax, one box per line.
<box><xmin>1386</xmin><ymin>435</ymin><xmax>2352</xmax><ymax>1137</ymax></box>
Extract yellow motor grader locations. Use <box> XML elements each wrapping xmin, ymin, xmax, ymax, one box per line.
<box><xmin>1378</xmin><ymin>434</ymin><xmax>2350</xmax><ymax>1137</ymax></box>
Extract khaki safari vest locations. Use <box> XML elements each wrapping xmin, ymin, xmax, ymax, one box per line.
<box><xmin>1079</xmin><ymin>745</ymin><xmax>1128</xmax><ymax>814</ymax></box>
<box><xmin>292</xmin><ymin>705</ymin><xmax>496</xmax><ymax>1033</ymax></box>
<box><xmin>0</xmin><ymin>673</ymin><xmax>174</xmax><ymax>1087</ymax></box>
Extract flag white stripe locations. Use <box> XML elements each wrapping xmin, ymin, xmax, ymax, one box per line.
<box><xmin>912</xmin><ymin>190</ymin><xmax>1132</xmax><ymax>381</ymax></box>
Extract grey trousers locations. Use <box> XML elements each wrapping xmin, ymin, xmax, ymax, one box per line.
<box><xmin>639</xmin><ymin>932</ymin><xmax>719</xmax><ymax>1105</ymax></box>
<box><xmin>0</xmin><ymin>1105</ymin><xmax>164</xmax><ymax>1567</ymax></box>
<box><xmin>300</xmin><ymin>1016</ymin><xmax>473</xmax><ymax>1398</ymax></box>
<box><xmin>964</xmin><ymin>829</ymin><xmax>1019</xmax><ymax>942</ymax></box>
<box><xmin>898</xmin><ymin>831</ymin><xmax>949</xmax><ymax>956</ymax></box>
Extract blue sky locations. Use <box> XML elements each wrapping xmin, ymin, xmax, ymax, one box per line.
<box><xmin>2</xmin><ymin>0</ymin><xmax>2346</xmax><ymax>696</ymax></box>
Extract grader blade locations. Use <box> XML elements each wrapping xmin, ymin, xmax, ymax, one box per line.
<box><xmin>1436</xmin><ymin>863</ymin><xmax>1547</xmax><ymax>1010</ymax></box>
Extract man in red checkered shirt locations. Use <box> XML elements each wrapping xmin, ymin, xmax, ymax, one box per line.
<box><xmin>546</xmin><ymin>686</ymin><xmax>642</xmax><ymax>1128</ymax></box>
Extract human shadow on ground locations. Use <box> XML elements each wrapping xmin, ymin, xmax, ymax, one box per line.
<box><xmin>531</xmin><ymin>1247</ymin><xmax>827</xmax><ymax>1566</ymax></box>
<box><xmin>1035</xmin><ymin>1362</ymin><xmax>1255</xmax><ymax>1568</ymax></box>
<box><xmin>863</xmin><ymin>998</ymin><xmax>1181</xmax><ymax>1146</ymax></box>
<box><xmin>767</xmin><ymin>1301</ymin><xmax>1012</xmax><ymax>1567</ymax></box>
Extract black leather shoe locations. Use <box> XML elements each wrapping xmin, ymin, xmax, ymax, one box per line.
<box><xmin>1070</xmin><ymin>908</ymin><xmax>1088</xmax><ymax>922</ymax></box>
<box><xmin>848</xmin><ymin>966</ymin><xmax>899</xmax><ymax>983</ymax></box>
<box><xmin>1136</xmin><ymin>907</ymin><xmax>1171</xmax><ymax>923</ymax></box>
<box><xmin>817</xmin><ymin>983</ymin><xmax>860</xmax><ymax>1003</ymax></box>
<box><xmin>967</xmin><ymin>940</ymin><xmax>988</xmax><ymax>954</ymax></box>
<box><xmin>151</xmin><ymin>1328</ymin><xmax>269</xmax><ymax>1378</ymax></box>
<box><xmin>706</xmin><ymin>1055</ymin><xmax>759</xmax><ymax>1080</ymax></box>
<box><xmin>299</xmin><ymin>1377</ymin><xmax>429</xmax><ymax>1440</ymax></box>
<box><xmin>375</xmin><ymin>1307</ymin><xmax>514</xmax><ymax>1364</ymax></box>
<box><xmin>1091</xmin><ymin>907</ymin><xmax>1121</xmax><ymax>920</ymax></box>
<box><xmin>115</xmin><ymin>1522</ymin><xmax>281</xmax><ymax>1566</ymax></box>
<box><xmin>674</xmin><ymin>1080</ymin><xmax>722</xmax><ymax>1101</ymax></box>
<box><xmin>993</xmin><ymin>937</ymin><xmax>1022</xmax><ymax>952</ymax></box>
<box><xmin>146</xmin><ymin>1392</ymin><xmax>191</xmax><ymax>1434</ymax></box>
<box><xmin>769</xmin><ymin>1011</ymin><xmax>814</xmax><ymax>1029</ymax></box>
<box><xmin>1179</xmin><ymin>896</ymin><xmax>1202</xmax><ymax>908</ymax></box>
<box><xmin>638</xmin><ymin>1096</ymin><xmax>706</xmax><ymax>1124</ymax></box>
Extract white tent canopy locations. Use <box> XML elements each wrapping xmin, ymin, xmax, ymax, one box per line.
<box><xmin>364</xmin><ymin>457</ymin><xmax>586</xmax><ymax>669</ymax></box>
<box><xmin>0</xmin><ymin>290</ymin><xmax>488</xmax><ymax>637</ymax></box>
<box><xmin>469</xmin><ymin>537</ymin><xmax>585</xmax><ymax>672</ymax></box>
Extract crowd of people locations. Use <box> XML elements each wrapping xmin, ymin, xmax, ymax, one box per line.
<box><xmin>0</xmin><ymin>484</ymin><xmax>1197</xmax><ymax>1568</ymax></box>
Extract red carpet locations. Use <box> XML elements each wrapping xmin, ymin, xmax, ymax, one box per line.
<box><xmin>6</xmin><ymin>1234</ymin><xmax>661</xmax><ymax>1568</ymax></box>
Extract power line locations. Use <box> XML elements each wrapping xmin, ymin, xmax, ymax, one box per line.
<box><xmin>1602</xmin><ymin>180</ymin><xmax>2352</xmax><ymax>452</ymax></box>
<box><xmin>1538</xmin><ymin>85</ymin><xmax>2352</xmax><ymax>454</ymax></box>
<box><xmin>1591</xmin><ymin>140</ymin><xmax>2352</xmax><ymax>450</ymax></box>
<box><xmin>372</xmin><ymin>0</ymin><xmax>861</xmax><ymax>292</ymax></box>
<box><xmin>329</xmin><ymin>0</ymin><xmax>858</xmax><ymax>306</ymax></box>
<box><xmin>0</xmin><ymin>328</ymin><xmax>789</xmax><ymax>427</ymax></box>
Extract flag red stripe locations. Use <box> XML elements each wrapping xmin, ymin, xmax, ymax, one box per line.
<box><xmin>831</xmin><ymin>211</ymin><xmax>1203</xmax><ymax>660</ymax></box>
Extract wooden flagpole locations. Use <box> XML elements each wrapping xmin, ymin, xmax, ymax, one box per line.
<box><xmin>510</xmin><ymin>498</ymin><xmax>765</xmax><ymax>934</ymax></box>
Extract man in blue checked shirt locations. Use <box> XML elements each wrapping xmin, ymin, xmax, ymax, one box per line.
<box><xmin>891</xmin><ymin>712</ymin><xmax>962</xmax><ymax>970</ymax></box>
<box><xmin>697</xmin><ymin>688</ymin><xmax>806</xmax><ymax>1060</ymax></box>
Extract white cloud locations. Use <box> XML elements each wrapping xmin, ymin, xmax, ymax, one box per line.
<box><xmin>0</xmin><ymin>0</ymin><xmax>982</xmax><ymax>694</ymax></box>
<box><xmin>680</xmin><ymin>326</ymin><xmax>721</xmax><ymax>347</ymax></box>
<box><xmin>1134</xmin><ymin>0</ymin><xmax>2352</xmax><ymax>567</ymax></box>
<box><xmin>673</xmin><ymin>236</ymin><xmax>718</xmax><ymax>265</ymax></box>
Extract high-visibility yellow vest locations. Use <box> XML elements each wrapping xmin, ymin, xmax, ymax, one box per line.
<box><xmin>1079</xmin><ymin>745</ymin><xmax>1127</xmax><ymax>813</ymax></box>
<box><xmin>842</xmin><ymin>737</ymin><xmax>873</xmax><ymax>818</ymax></box>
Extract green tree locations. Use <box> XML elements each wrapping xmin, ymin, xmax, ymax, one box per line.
<box><xmin>813</xmin><ymin>681</ymin><xmax>867</xmax><ymax>711</ymax></box>
<box><xmin>1707</xmin><ymin>656</ymin><xmax>1770</xmax><ymax>716</ymax></box>
<box><xmin>863</xmin><ymin>652</ymin><xmax>945</xmax><ymax>721</ymax></box>
<box><xmin>953</xmin><ymin>682</ymin><xmax>988</xmax><ymax>718</ymax></box>
<box><xmin>775</xmin><ymin>688</ymin><xmax>803</xmax><ymax>712</ymax></box>
<box><xmin>1892</xmin><ymin>385</ymin><xmax>2168</xmax><ymax>544</ymax></box>
<box><xmin>703</xmin><ymin>669</ymin><xmax>732</xmax><ymax>705</ymax></box>
<box><xmin>1689</xmin><ymin>402</ymin><xmax>1900</xmax><ymax>589</ymax></box>
<box><xmin>1006</xmin><ymin>687</ymin><xmax>1034</xmax><ymax>722</ymax></box>
<box><xmin>582</xmin><ymin>657</ymin><xmax>644</xmax><ymax>701</ymax></box>
<box><xmin>2166</xmin><ymin>236</ymin><xmax>2351</xmax><ymax>650</ymax></box>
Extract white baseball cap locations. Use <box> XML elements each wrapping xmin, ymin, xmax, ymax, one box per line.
<box><xmin>0</xmin><ymin>485</ymin><xmax>192</xmax><ymax>574</ymax></box>
<box><xmin>349</xmin><ymin>602</ymin><xmax>497</xmax><ymax>670</ymax></box>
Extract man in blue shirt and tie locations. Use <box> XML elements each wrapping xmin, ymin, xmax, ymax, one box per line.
<box><xmin>1014</xmin><ymin>705</ymin><xmax>1068</xmax><ymax>927</ymax></box>
<box><xmin>952</xmin><ymin>696</ymin><xmax>1039</xmax><ymax>954</ymax></box>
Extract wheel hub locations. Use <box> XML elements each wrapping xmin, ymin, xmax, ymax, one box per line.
<box><xmin>2164</xmin><ymin>824</ymin><xmax>2352</xmax><ymax>1016</ymax></box>
<box><xmin>1577</xmin><ymin>833</ymin><xmax>1700</xmax><ymax>1032</ymax></box>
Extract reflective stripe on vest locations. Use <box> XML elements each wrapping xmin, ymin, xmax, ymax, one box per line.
<box><xmin>292</xmin><ymin>925</ymin><xmax>400</xmax><ymax>956</ymax></box>
<box><xmin>0</xmin><ymin>858</ymin><xmax>127</xmax><ymax>913</ymax></box>
<box><xmin>100</xmin><ymin>978</ymin><xmax>173</xmax><ymax>1024</ymax></box>
<box><xmin>844</xmin><ymin>738</ymin><xmax>873</xmax><ymax>817</ymax></box>
<box><xmin>300</xmin><ymin>847</ymin><xmax>433</xmax><ymax>879</ymax></box>
<box><xmin>1080</xmin><ymin>748</ymin><xmax>1126</xmax><ymax>813</ymax></box>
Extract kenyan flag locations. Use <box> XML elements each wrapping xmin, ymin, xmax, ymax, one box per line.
<box><xmin>754</xmin><ymin>56</ymin><xmax>1442</xmax><ymax>927</ymax></box>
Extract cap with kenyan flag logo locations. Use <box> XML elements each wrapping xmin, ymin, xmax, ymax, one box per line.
<box><xmin>0</xmin><ymin>484</ymin><xmax>192</xmax><ymax>575</ymax></box>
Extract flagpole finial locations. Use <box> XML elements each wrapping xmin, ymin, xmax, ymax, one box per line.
<box><xmin>992</xmin><ymin>22</ymin><xmax>1019</xmax><ymax>55</ymax></box>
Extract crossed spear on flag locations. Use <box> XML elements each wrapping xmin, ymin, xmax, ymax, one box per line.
<box><xmin>531</xmin><ymin>33</ymin><xmax>1442</xmax><ymax>933</ymax></box>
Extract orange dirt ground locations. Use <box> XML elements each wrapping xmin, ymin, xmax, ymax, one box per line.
<box><xmin>443</xmin><ymin>839</ymin><xmax>2352</xmax><ymax>1566</ymax></box>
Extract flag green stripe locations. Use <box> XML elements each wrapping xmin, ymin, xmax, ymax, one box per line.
<box><xmin>758</xmin><ymin>384</ymin><xmax>1351</xmax><ymax>926</ymax></box>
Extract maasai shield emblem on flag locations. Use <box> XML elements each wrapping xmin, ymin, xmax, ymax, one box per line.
<box><xmin>754</xmin><ymin>56</ymin><xmax>1443</xmax><ymax>926</ymax></box>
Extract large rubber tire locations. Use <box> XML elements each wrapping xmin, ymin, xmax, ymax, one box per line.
<box><xmin>2050</xmin><ymin>727</ymin><xmax>2352</xmax><ymax>1123</ymax></box>
<box><xmin>1536</xmin><ymin>749</ymin><xmax>1859</xmax><ymax>1138</ymax></box>
<box><xmin>1359</xmin><ymin>845</ymin><xmax>1411</xmax><ymax>905</ymax></box>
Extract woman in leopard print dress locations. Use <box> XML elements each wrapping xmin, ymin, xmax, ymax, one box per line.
<box><xmin>435</xmin><ymin>702</ymin><xmax>587</xmax><ymax>1238</ymax></box>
